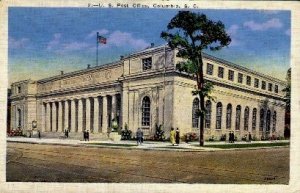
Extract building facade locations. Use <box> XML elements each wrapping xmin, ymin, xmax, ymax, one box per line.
<box><xmin>9</xmin><ymin>45</ymin><xmax>286</xmax><ymax>140</ymax></box>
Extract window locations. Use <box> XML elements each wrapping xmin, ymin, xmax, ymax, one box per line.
<box><xmin>192</xmin><ymin>98</ymin><xmax>200</xmax><ymax>128</ymax></box>
<box><xmin>268</xmin><ymin>83</ymin><xmax>273</xmax><ymax>92</ymax></box>
<box><xmin>275</xmin><ymin>85</ymin><xmax>279</xmax><ymax>93</ymax></box>
<box><xmin>244</xmin><ymin>107</ymin><xmax>249</xmax><ymax>131</ymax></box>
<box><xmin>216</xmin><ymin>102</ymin><xmax>222</xmax><ymax>130</ymax></box>
<box><xmin>142</xmin><ymin>57</ymin><xmax>152</xmax><ymax>71</ymax></box>
<box><xmin>17</xmin><ymin>86</ymin><xmax>22</xmax><ymax>94</ymax></box>
<box><xmin>252</xmin><ymin>108</ymin><xmax>257</xmax><ymax>131</ymax></box>
<box><xmin>235</xmin><ymin>105</ymin><xmax>241</xmax><ymax>130</ymax></box>
<box><xmin>141</xmin><ymin>96</ymin><xmax>151</xmax><ymax>126</ymax></box>
<box><xmin>246</xmin><ymin>76</ymin><xmax>251</xmax><ymax>86</ymax></box>
<box><xmin>228</xmin><ymin>70</ymin><xmax>234</xmax><ymax>81</ymax></box>
<box><xmin>205</xmin><ymin>100</ymin><xmax>212</xmax><ymax>128</ymax></box>
<box><xmin>207</xmin><ymin>63</ymin><xmax>214</xmax><ymax>75</ymax></box>
<box><xmin>261</xmin><ymin>81</ymin><xmax>266</xmax><ymax>90</ymax></box>
<box><xmin>266</xmin><ymin>110</ymin><xmax>271</xmax><ymax>132</ymax></box>
<box><xmin>254</xmin><ymin>78</ymin><xmax>259</xmax><ymax>88</ymax></box>
<box><xmin>238</xmin><ymin>73</ymin><xmax>243</xmax><ymax>83</ymax></box>
<box><xmin>218</xmin><ymin>67</ymin><xmax>224</xmax><ymax>78</ymax></box>
<box><xmin>226</xmin><ymin>104</ymin><xmax>232</xmax><ymax>129</ymax></box>
<box><xmin>272</xmin><ymin>111</ymin><xmax>277</xmax><ymax>132</ymax></box>
<box><xmin>259</xmin><ymin>109</ymin><xmax>265</xmax><ymax>131</ymax></box>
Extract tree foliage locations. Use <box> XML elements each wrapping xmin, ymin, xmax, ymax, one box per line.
<box><xmin>161</xmin><ymin>11</ymin><xmax>231</xmax><ymax>146</ymax></box>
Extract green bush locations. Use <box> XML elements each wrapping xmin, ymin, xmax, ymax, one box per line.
<box><xmin>121</xmin><ymin>123</ymin><xmax>132</xmax><ymax>140</ymax></box>
<box><xmin>154</xmin><ymin>124</ymin><xmax>165</xmax><ymax>141</ymax></box>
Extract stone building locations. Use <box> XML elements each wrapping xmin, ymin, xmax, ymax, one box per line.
<box><xmin>9</xmin><ymin>45</ymin><xmax>286</xmax><ymax>140</ymax></box>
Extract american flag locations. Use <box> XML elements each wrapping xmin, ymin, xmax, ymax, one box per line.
<box><xmin>97</xmin><ymin>35</ymin><xmax>107</xmax><ymax>44</ymax></box>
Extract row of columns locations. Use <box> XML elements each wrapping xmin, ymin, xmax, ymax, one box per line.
<box><xmin>42</xmin><ymin>94</ymin><xmax>120</xmax><ymax>133</ymax></box>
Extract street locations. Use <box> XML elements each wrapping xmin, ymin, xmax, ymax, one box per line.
<box><xmin>7</xmin><ymin>142</ymin><xmax>289</xmax><ymax>184</ymax></box>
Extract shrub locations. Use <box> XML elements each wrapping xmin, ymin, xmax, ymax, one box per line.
<box><xmin>154</xmin><ymin>124</ymin><xmax>165</xmax><ymax>141</ymax></box>
<box><xmin>241</xmin><ymin>135</ymin><xmax>247</xmax><ymax>141</ymax></box>
<box><xmin>121</xmin><ymin>123</ymin><xmax>132</xmax><ymax>140</ymax></box>
<box><xmin>208</xmin><ymin>135</ymin><xmax>215</xmax><ymax>142</ymax></box>
<box><xmin>220</xmin><ymin>134</ymin><xmax>226</xmax><ymax>141</ymax></box>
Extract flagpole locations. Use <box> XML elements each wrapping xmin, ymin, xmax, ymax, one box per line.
<box><xmin>96</xmin><ymin>32</ymin><xmax>99</xmax><ymax>66</ymax></box>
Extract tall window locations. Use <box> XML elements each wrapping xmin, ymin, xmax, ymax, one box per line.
<box><xmin>275</xmin><ymin>85</ymin><xmax>279</xmax><ymax>93</ymax></box>
<box><xmin>266</xmin><ymin>110</ymin><xmax>271</xmax><ymax>132</ymax></box>
<box><xmin>207</xmin><ymin>63</ymin><xmax>214</xmax><ymax>75</ymax></box>
<box><xmin>142</xmin><ymin>57</ymin><xmax>152</xmax><ymax>71</ymax></box>
<box><xmin>141</xmin><ymin>96</ymin><xmax>151</xmax><ymax>126</ymax></box>
<box><xmin>272</xmin><ymin>111</ymin><xmax>277</xmax><ymax>132</ymax></box>
<box><xmin>262</xmin><ymin>81</ymin><xmax>266</xmax><ymax>90</ymax></box>
<box><xmin>216</xmin><ymin>102</ymin><xmax>222</xmax><ymax>130</ymax></box>
<box><xmin>268</xmin><ymin>83</ymin><xmax>273</xmax><ymax>92</ymax></box>
<box><xmin>244</xmin><ymin>107</ymin><xmax>249</xmax><ymax>131</ymax></box>
<box><xmin>226</xmin><ymin>104</ymin><xmax>232</xmax><ymax>129</ymax></box>
<box><xmin>17</xmin><ymin>86</ymin><xmax>22</xmax><ymax>94</ymax></box>
<box><xmin>259</xmin><ymin>109</ymin><xmax>265</xmax><ymax>131</ymax></box>
<box><xmin>228</xmin><ymin>70</ymin><xmax>234</xmax><ymax>81</ymax></box>
<box><xmin>218</xmin><ymin>67</ymin><xmax>224</xmax><ymax>78</ymax></box>
<box><xmin>205</xmin><ymin>100</ymin><xmax>212</xmax><ymax>128</ymax></box>
<box><xmin>246</xmin><ymin>76</ymin><xmax>251</xmax><ymax>86</ymax></box>
<box><xmin>17</xmin><ymin>108</ymin><xmax>22</xmax><ymax>128</ymax></box>
<box><xmin>252</xmin><ymin>108</ymin><xmax>257</xmax><ymax>131</ymax></box>
<box><xmin>254</xmin><ymin>78</ymin><xmax>259</xmax><ymax>88</ymax></box>
<box><xmin>235</xmin><ymin>105</ymin><xmax>241</xmax><ymax>130</ymax></box>
<box><xmin>238</xmin><ymin>73</ymin><xmax>243</xmax><ymax>83</ymax></box>
<box><xmin>192</xmin><ymin>98</ymin><xmax>200</xmax><ymax>128</ymax></box>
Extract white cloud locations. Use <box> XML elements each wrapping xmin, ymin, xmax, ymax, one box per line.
<box><xmin>108</xmin><ymin>30</ymin><xmax>148</xmax><ymax>50</ymax></box>
<box><xmin>227</xmin><ymin>24</ymin><xmax>239</xmax><ymax>35</ymax></box>
<box><xmin>243</xmin><ymin>18</ymin><xmax>283</xmax><ymax>31</ymax></box>
<box><xmin>285</xmin><ymin>29</ymin><xmax>291</xmax><ymax>36</ymax></box>
<box><xmin>86</xmin><ymin>29</ymin><xmax>109</xmax><ymax>39</ymax></box>
<box><xmin>61</xmin><ymin>42</ymin><xmax>90</xmax><ymax>52</ymax></box>
<box><xmin>227</xmin><ymin>25</ymin><xmax>240</xmax><ymax>47</ymax></box>
<box><xmin>9</xmin><ymin>37</ymin><xmax>29</xmax><ymax>49</ymax></box>
<box><xmin>46</xmin><ymin>33</ymin><xmax>61</xmax><ymax>50</ymax></box>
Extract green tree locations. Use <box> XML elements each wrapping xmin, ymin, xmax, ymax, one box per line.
<box><xmin>161</xmin><ymin>11</ymin><xmax>231</xmax><ymax>146</ymax></box>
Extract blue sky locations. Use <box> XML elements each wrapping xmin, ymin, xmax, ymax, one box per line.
<box><xmin>8</xmin><ymin>8</ymin><xmax>291</xmax><ymax>84</ymax></box>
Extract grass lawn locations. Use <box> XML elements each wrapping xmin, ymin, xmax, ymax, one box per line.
<box><xmin>201</xmin><ymin>142</ymin><xmax>290</xmax><ymax>149</ymax></box>
<box><xmin>86</xmin><ymin>143</ymin><xmax>137</xmax><ymax>147</ymax></box>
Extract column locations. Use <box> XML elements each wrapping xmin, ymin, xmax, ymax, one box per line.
<box><xmin>52</xmin><ymin>102</ymin><xmax>57</xmax><ymax>132</ymax></box>
<box><xmin>58</xmin><ymin>101</ymin><xmax>63</xmax><ymax>132</ymax></box>
<box><xmin>41</xmin><ymin>104</ymin><xmax>45</xmax><ymax>131</ymax></box>
<box><xmin>86</xmin><ymin>98</ymin><xmax>91</xmax><ymax>131</ymax></box>
<box><xmin>78</xmin><ymin>99</ymin><xmax>83</xmax><ymax>132</ymax></box>
<box><xmin>71</xmin><ymin>100</ymin><xmax>76</xmax><ymax>132</ymax></box>
<box><xmin>46</xmin><ymin>103</ymin><xmax>51</xmax><ymax>132</ymax></box>
<box><xmin>64</xmin><ymin>100</ymin><xmax>69</xmax><ymax>130</ymax></box>
<box><xmin>10</xmin><ymin>105</ymin><xmax>15</xmax><ymax>130</ymax></box>
<box><xmin>93</xmin><ymin>97</ymin><xmax>99</xmax><ymax>133</ymax></box>
<box><xmin>102</xmin><ymin>96</ymin><xmax>108</xmax><ymax>132</ymax></box>
<box><xmin>111</xmin><ymin>94</ymin><xmax>117</xmax><ymax>121</ymax></box>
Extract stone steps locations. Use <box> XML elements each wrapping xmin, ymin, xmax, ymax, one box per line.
<box><xmin>36</xmin><ymin>132</ymin><xmax>110</xmax><ymax>141</ymax></box>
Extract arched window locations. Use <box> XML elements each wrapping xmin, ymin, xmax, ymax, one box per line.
<box><xmin>192</xmin><ymin>98</ymin><xmax>200</xmax><ymax>128</ymax></box>
<box><xmin>226</xmin><ymin>104</ymin><xmax>232</xmax><ymax>129</ymax></box>
<box><xmin>259</xmin><ymin>109</ymin><xmax>265</xmax><ymax>131</ymax></box>
<box><xmin>252</xmin><ymin>108</ymin><xmax>257</xmax><ymax>131</ymax></box>
<box><xmin>205</xmin><ymin>100</ymin><xmax>211</xmax><ymax>128</ymax></box>
<box><xmin>216</xmin><ymin>102</ymin><xmax>222</xmax><ymax>130</ymax></box>
<box><xmin>244</xmin><ymin>107</ymin><xmax>249</xmax><ymax>131</ymax></box>
<box><xmin>235</xmin><ymin>105</ymin><xmax>241</xmax><ymax>130</ymax></box>
<box><xmin>266</xmin><ymin>110</ymin><xmax>271</xmax><ymax>132</ymax></box>
<box><xmin>272</xmin><ymin>111</ymin><xmax>277</xmax><ymax>132</ymax></box>
<box><xmin>141</xmin><ymin>96</ymin><xmax>151</xmax><ymax>126</ymax></box>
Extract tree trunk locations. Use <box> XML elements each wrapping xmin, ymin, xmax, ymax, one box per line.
<box><xmin>197</xmin><ymin>55</ymin><xmax>205</xmax><ymax>146</ymax></box>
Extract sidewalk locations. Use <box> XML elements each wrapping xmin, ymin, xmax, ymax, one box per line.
<box><xmin>7</xmin><ymin>136</ymin><xmax>290</xmax><ymax>152</ymax></box>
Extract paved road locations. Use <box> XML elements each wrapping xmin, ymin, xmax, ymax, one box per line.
<box><xmin>6</xmin><ymin>142</ymin><xmax>289</xmax><ymax>184</ymax></box>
